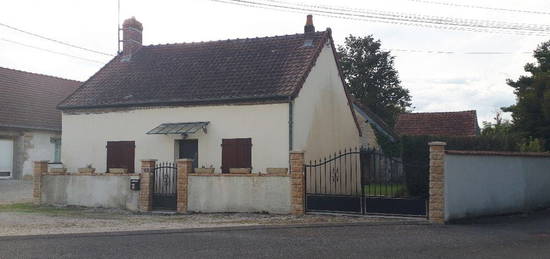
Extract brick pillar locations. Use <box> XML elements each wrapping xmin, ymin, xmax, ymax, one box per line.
<box><xmin>32</xmin><ymin>160</ymin><xmax>48</xmax><ymax>205</ymax></box>
<box><xmin>139</xmin><ymin>159</ymin><xmax>156</xmax><ymax>212</ymax></box>
<box><xmin>428</xmin><ymin>142</ymin><xmax>446</xmax><ymax>223</ymax></box>
<box><xmin>290</xmin><ymin>151</ymin><xmax>305</xmax><ymax>215</ymax></box>
<box><xmin>176</xmin><ymin>159</ymin><xmax>192</xmax><ymax>214</ymax></box>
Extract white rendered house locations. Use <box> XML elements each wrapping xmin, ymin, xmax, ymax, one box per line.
<box><xmin>58</xmin><ymin>16</ymin><xmax>361</xmax><ymax>174</ymax></box>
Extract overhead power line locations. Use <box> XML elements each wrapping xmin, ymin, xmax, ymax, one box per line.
<box><xmin>407</xmin><ymin>0</ymin><xmax>550</xmax><ymax>16</ymax></box>
<box><xmin>262</xmin><ymin>0</ymin><xmax>550</xmax><ymax>34</ymax></box>
<box><xmin>210</xmin><ymin>0</ymin><xmax>550</xmax><ymax>36</ymax></box>
<box><xmin>0</xmin><ymin>38</ymin><xmax>106</xmax><ymax>64</ymax></box>
<box><xmin>263</xmin><ymin>0</ymin><xmax>550</xmax><ymax>32</ymax></box>
<box><xmin>0</xmin><ymin>22</ymin><xmax>114</xmax><ymax>57</ymax></box>
<box><xmin>384</xmin><ymin>48</ymin><xmax>532</xmax><ymax>55</ymax></box>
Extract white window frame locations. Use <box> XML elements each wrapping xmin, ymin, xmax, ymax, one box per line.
<box><xmin>50</xmin><ymin>137</ymin><xmax>61</xmax><ymax>163</ymax></box>
<box><xmin>0</xmin><ymin>139</ymin><xmax>14</xmax><ymax>179</ymax></box>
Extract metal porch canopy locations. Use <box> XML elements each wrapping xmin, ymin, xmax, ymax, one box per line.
<box><xmin>146</xmin><ymin>122</ymin><xmax>209</xmax><ymax>135</ymax></box>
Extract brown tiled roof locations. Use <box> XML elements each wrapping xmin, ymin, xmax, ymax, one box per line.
<box><xmin>395</xmin><ymin>110</ymin><xmax>479</xmax><ymax>137</ymax></box>
<box><xmin>58</xmin><ymin>31</ymin><xmax>331</xmax><ymax>109</ymax></box>
<box><xmin>0</xmin><ymin>67</ymin><xmax>80</xmax><ymax>131</ymax></box>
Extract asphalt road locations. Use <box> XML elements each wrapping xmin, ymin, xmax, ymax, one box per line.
<box><xmin>2</xmin><ymin>210</ymin><xmax>550</xmax><ymax>259</ymax></box>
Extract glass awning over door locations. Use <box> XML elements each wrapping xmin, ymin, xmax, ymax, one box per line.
<box><xmin>146</xmin><ymin>122</ymin><xmax>209</xmax><ymax>135</ymax></box>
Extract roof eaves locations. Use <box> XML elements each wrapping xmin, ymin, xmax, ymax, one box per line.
<box><xmin>327</xmin><ymin>30</ymin><xmax>363</xmax><ymax>137</ymax></box>
<box><xmin>58</xmin><ymin>94</ymin><xmax>291</xmax><ymax>110</ymax></box>
<box><xmin>0</xmin><ymin>123</ymin><xmax>61</xmax><ymax>132</ymax></box>
<box><xmin>289</xmin><ymin>31</ymin><xmax>329</xmax><ymax>99</ymax></box>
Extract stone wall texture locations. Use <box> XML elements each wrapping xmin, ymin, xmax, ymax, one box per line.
<box><xmin>428</xmin><ymin>142</ymin><xmax>446</xmax><ymax>224</ymax></box>
<box><xmin>290</xmin><ymin>151</ymin><xmax>305</xmax><ymax>215</ymax></box>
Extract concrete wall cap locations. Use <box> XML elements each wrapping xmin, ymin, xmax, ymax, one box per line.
<box><xmin>140</xmin><ymin>159</ymin><xmax>158</xmax><ymax>162</ymax></box>
<box><xmin>289</xmin><ymin>150</ymin><xmax>305</xmax><ymax>154</ymax></box>
<box><xmin>428</xmin><ymin>141</ymin><xmax>447</xmax><ymax>146</ymax></box>
<box><xmin>176</xmin><ymin>158</ymin><xmax>194</xmax><ymax>162</ymax></box>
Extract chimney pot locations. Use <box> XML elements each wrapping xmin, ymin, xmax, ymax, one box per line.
<box><xmin>304</xmin><ymin>14</ymin><xmax>315</xmax><ymax>33</ymax></box>
<box><xmin>122</xmin><ymin>16</ymin><xmax>143</xmax><ymax>58</ymax></box>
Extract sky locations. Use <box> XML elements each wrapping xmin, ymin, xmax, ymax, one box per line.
<box><xmin>1</xmin><ymin>0</ymin><xmax>549</xmax><ymax>124</ymax></box>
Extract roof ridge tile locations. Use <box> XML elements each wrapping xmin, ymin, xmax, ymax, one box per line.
<box><xmin>143</xmin><ymin>31</ymin><xmax>326</xmax><ymax>48</ymax></box>
<box><xmin>401</xmin><ymin>110</ymin><xmax>476</xmax><ymax>115</ymax></box>
<box><xmin>0</xmin><ymin>66</ymin><xmax>81</xmax><ymax>83</ymax></box>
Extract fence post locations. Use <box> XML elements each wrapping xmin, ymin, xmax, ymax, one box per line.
<box><xmin>32</xmin><ymin>160</ymin><xmax>48</xmax><ymax>205</ymax></box>
<box><xmin>176</xmin><ymin>159</ymin><xmax>192</xmax><ymax>214</ymax></box>
<box><xmin>290</xmin><ymin>151</ymin><xmax>305</xmax><ymax>215</ymax></box>
<box><xmin>428</xmin><ymin>142</ymin><xmax>447</xmax><ymax>223</ymax></box>
<box><xmin>139</xmin><ymin>159</ymin><xmax>156</xmax><ymax>212</ymax></box>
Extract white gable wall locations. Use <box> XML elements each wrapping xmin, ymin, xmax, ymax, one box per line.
<box><xmin>61</xmin><ymin>103</ymin><xmax>289</xmax><ymax>174</ymax></box>
<box><xmin>293</xmin><ymin>42</ymin><xmax>361</xmax><ymax>162</ymax></box>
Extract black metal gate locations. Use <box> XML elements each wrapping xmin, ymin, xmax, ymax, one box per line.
<box><xmin>153</xmin><ymin>162</ymin><xmax>178</xmax><ymax>210</ymax></box>
<box><xmin>305</xmin><ymin>148</ymin><xmax>428</xmax><ymax>217</ymax></box>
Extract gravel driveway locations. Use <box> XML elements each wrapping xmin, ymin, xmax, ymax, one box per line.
<box><xmin>0</xmin><ymin>180</ymin><xmax>32</xmax><ymax>204</ymax></box>
<box><xmin>0</xmin><ymin>204</ymin><xmax>421</xmax><ymax>236</ymax></box>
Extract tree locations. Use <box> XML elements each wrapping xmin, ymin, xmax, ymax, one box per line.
<box><xmin>481</xmin><ymin>111</ymin><xmax>513</xmax><ymax>137</ymax></box>
<box><xmin>338</xmin><ymin>35</ymin><xmax>411</xmax><ymax>127</ymax></box>
<box><xmin>503</xmin><ymin>41</ymin><xmax>550</xmax><ymax>150</ymax></box>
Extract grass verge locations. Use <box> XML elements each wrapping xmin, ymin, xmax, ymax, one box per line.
<box><xmin>363</xmin><ymin>184</ymin><xmax>408</xmax><ymax>197</ymax></box>
<box><xmin>0</xmin><ymin>203</ymin><xmax>94</xmax><ymax>217</ymax></box>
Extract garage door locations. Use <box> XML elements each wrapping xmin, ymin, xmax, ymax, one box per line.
<box><xmin>0</xmin><ymin>139</ymin><xmax>13</xmax><ymax>178</ymax></box>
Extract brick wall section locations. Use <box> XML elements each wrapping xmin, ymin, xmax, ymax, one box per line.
<box><xmin>290</xmin><ymin>151</ymin><xmax>305</xmax><ymax>215</ymax></box>
<box><xmin>32</xmin><ymin>160</ymin><xmax>48</xmax><ymax>205</ymax></box>
<box><xmin>139</xmin><ymin>159</ymin><xmax>156</xmax><ymax>212</ymax></box>
<box><xmin>176</xmin><ymin>159</ymin><xmax>192</xmax><ymax>214</ymax></box>
<box><xmin>428</xmin><ymin>142</ymin><xmax>446</xmax><ymax>223</ymax></box>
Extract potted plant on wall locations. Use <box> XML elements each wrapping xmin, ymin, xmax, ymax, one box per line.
<box><xmin>48</xmin><ymin>166</ymin><xmax>67</xmax><ymax>174</ymax></box>
<box><xmin>194</xmin><ymin>165</ymin><xmax>215</xmax><ymax>174</ymax></box>
<box><xmin>229</xmin><ymin>168</ymin><xmax>252</xmax><ymax>174</ymax></box>
<box><xmin>78</xmin><ymin>164</ymin><xmax>96</xmax><ymax>174</ymax></box>
<box><xmin>109</xmin><ymin>168</ymin><xmax>128</xmax><ymax>174</ymax></box>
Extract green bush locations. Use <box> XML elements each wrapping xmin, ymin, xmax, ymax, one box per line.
<box><xmin>372</xmin><ymin>124</ymin><xmax>401</xmax><ymax>157</ymax></box>
<box><xmin>518</xmin><ymin>138</ymin><xmax>546</xmax><ymax>152</ymax></box>
<box><xmin>400</xmin><ymin>135</ymin><xmax>522</xmax><ymax>197</ymax></box>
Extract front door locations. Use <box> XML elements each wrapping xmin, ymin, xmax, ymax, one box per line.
<box><xmin>179</xmin><ymin>140</ymin><xmax>198</xmax><ymax>169</ymax></box>
<box><xmin>0</xmin><ymin>139</ymin><xmax>13</xmax><ymax>178</ymax></box>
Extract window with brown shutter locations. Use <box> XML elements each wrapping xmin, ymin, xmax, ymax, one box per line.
<box><xmin>106</xmin><ymin>141</ymin><xmax>135</xmax><ymax>173</ymax></box>
<box><xmin>221</xmin><ymin>138</ymin><xmax>252</xmax><ymax>173</ymax></box>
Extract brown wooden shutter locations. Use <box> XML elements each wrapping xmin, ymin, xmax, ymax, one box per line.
<box><xmin>237</xmin><ymin>138</ymin><xmax>252</xmax><ymax>169</ymax></box>
<box><xmin>221</xmin><ymin>139</ymin><xmax>235</xmax><ymax>173</ymax></box>
<box><xmin>106</xmin><ymin>141</ymin><xmax>135</xmax><ymax>173</ymax></box>
<box><xmin>221</xmin><ymin>138</ymin><xmax>252</xmax><ymax>173</ymax></box>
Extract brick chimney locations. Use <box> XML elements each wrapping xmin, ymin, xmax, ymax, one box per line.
<box><xmin>122</xmin><ymin>17</ymin><xmax>143</xmax><ymax>57</ymax></box>
<box><xmin>304</xmin><ymin>15</ymin><xmax>315</xmax><ymax>33</ymax></box>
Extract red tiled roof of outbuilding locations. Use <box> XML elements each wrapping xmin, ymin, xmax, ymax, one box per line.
<box><xmin>395</xmin><ymin>110</ymin><xmax>479</xmax><ymax>137</ymax></box>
